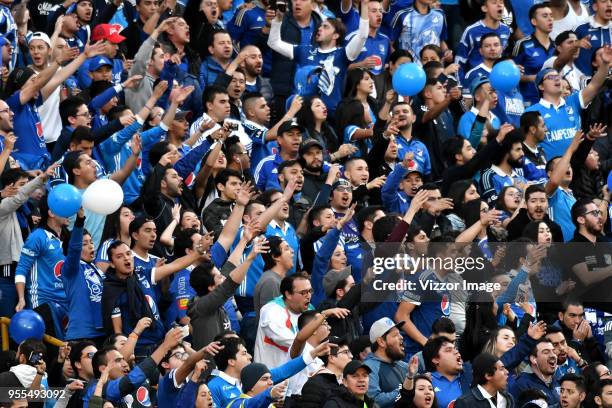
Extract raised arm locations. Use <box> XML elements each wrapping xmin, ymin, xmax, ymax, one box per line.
<box><xmin>345</xmin><ymin>0</ymin><xmax>370</xmax><ymax>61</ymax></box>
<box><xmin>581</xmin><ymin>46</ymin><xmax>611</xmax><ymax>106</ymax></box>
<box><xmin>267</xmin><ymin>12</ymin><xmax>295</xmax><ymax>59</ymax></box>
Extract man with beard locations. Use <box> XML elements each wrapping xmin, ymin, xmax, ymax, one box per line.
<box><xmin>455</xmin><ymin>353</ymin><xmax>512</xmax><ymax>408</ymax></box>
<box><xmin>595</xmin><ymin>379</ymin><xmax>612</xmax><ymax>408</ymax></box>
<box><xmin>478</xmin><ymin>129</ymin><xmax>526</xmax><ymax>206</ymax></box>
<box><xmin>300</xmin><ymin>139</ymin><xmax>334</xmax><ymax>204</ymax></box>
<box><xmin>510</xmin><ymin>339</ymin><xmax>560</xmax><ymax>406</ymax></box>
<box><xmin>568</xmin><ymin>199</ymin><xmax>612</xmax><ymax>312</ymax></box>
<box><xmin>343</xmin><ymin>158</ymin><xmax>385</xmax><ymax>207</ymax></box>
<box><xmin>243</xmin><ymin>93</ymin><xmax>302</xmax><ymax>169</ymax></box>
<box><xmin>364</xmin><ymin>317</ymin><xmax>409</xmax><ymax>408</ymax></box>
<box><xmin>520</xmin><ymin>111</ymin><xmax>548</xmax><ymax>184</ymax></box>
<box><xmin>387</xmin><ymin>101</ymin><xmax>431</xmax><ymax>177</ymax></box>
<box><xmin>277</xmin><ymin>159</ymin><xmax>316</xmax><ymax>228</ymax></box>
<box><xmin>507</xmin><ymin>184</ymin><xmax>564</xmax><ymax>241</ymax></box>
<box><xmin>241</xmin><ymin>45</ymin><xmax>264</xmax><ymax>93</ymax></box>
<box><xmin>545</xmin><ymin>327</ymin><xmax>584</xmax><ymax>383</ymax></box>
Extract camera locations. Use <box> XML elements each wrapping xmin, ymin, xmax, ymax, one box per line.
<box><xmin>224</xmin><ymin>120</ymin><xmax>239</xmax><ymax>132</ymax></box>
<box><xmin>270</xmin><ymin>0</ymin><xmax>287</xmax><ymax>13</ymax></box>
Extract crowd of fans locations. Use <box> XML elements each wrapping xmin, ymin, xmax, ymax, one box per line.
<box><xmin>0</xmin><ymin>0</ymin><xmax>611</xmax><ymax>406</ymax></box>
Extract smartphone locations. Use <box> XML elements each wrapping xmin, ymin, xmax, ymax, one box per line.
<box><xmin>28</xmin><ymin>351</ymin><xmax>43</xmax><ymax>366</ymax></box>
<box><xmin>224</xmin><ymin>119</ymin><xmax>239</xmax><ymax>132</ymax></box>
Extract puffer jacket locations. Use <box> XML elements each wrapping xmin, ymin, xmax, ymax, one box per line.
<box><xmin>322</xmin><ymin>386</ymin><xmax>377</xmax><ymax>408</ymax></box>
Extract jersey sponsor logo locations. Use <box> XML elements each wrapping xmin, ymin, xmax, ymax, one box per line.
<box><xmin>448</xmin><ymin>400</ymin><xmax>456</xmax><ymax>408</ymax></box>
<box><xmin>441</xmin><ymin>294</ymin><xmax>450</xmax><ymax>315</ymax></box>
<box><xmin>54</xmin><ymin>260</ymin><xmax>64</xmax><ymax>279</ymax></box>
<box><xmin>178</xmin><ymin>298</ymin><xmax>189</xmax><ymax>310</ymax></box>
<box><xmin>35</xmin><ymin>122</ymin><xmax>44</xmax><ymax>140</ymax></box>
<box><xmin>136</xmin><ymin>386</ymin><xmax>151</xmax><ymax>407</ymax></box>
<box><xmin>371</xmin><ymin>55</ymin><xmax>383</xmax><ymax>71</ymax></box>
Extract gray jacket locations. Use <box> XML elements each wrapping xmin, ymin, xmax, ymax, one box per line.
<box><xmin>0</xmin><ymin>176</ymin><xmax>44</xmax><ymax>265</ymax></box>
<box><xmin>125</xmin><ymin>36</ymin><xmax>157</xmax><ymax>113</ymax></box>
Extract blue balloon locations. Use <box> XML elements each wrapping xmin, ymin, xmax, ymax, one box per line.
<box><xmin>48</xmin><ymin>183</ymin><xmax>82</xmax><ymax>218</ymax></box>
<box><xmin>490</xmin><ymin>61</ymin><xmax>520</xmax><ymax>93</ymax></box>
<box><xmin>392</xmin><ymin>63</ymin><xmax>426</xmax><ymax>97</ymax></box>
<box><xmin>9</xmin><ymin>310</ymin><xmax>45</xmax><ymax>343</ymax></box>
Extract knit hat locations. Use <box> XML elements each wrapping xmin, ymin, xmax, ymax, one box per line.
<box><xmin>241</xmin><ymin>363</ymin><xmax>270</xmax><ymax>393</ymax></box>
<box><xmin>323</xmin><ymin>266</ymin><xmax>352</xmax><ymax>297</ymax></box>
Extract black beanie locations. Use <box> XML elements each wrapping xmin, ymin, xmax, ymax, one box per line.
<box><xmin>240</xmin><ymin>363</ymin><xmax>270</xmax><ymax>394</ymax></box>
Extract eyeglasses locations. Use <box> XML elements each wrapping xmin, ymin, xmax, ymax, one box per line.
<box><xmin>171</xmin><ymin>351</ymin><xmax>189</xmax><ymax>361</ymax></box>
<box><xmin>335</xmin><ymin>186</ymin><xmax>352</xmax><ymax>193</ymax></box>
<box><xmin>236</xmin><ymin>151</ymin><xmax>248</xmax><ymax>155</ymax></box>
<box><xmin>82</xmin><ymin>352</ymin><xmax>95</xmax><ymax>359</ymax></box>
<box><xmin>75</xmin><ymin>111</ymin><xmax>92</xmax><ymax>118</ymax></box>
<box><xmin>336</xmin><ymin>349</ymin><xmax>353</xmax><ymax>357</ymax></box>
<box><xmin>583</xmin><ymin>209</ymin><xmax>602</xmax><ymax>217</ymax></box>
<box><xmin>600</xmin><ymin>370</ymin><xmax>611</xmax><ymax>378</ymax></box>
<box><xmin>0</xmin><ymin>108</ymin><xmax>10</xmax><ymax>115</ymax></box>
<box><xmin>295</xmin><ymin>288</ymin><xmax>313</xmax><ymax>296</ymax></box>
<box><xmin>544</xmin><ymin>75</ymin><xmax>561</xmax><ymax>81</ymax></box>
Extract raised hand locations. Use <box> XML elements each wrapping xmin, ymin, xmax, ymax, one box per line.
<box><xmin>122</xmin><ymin>75</ymin><xmax>144</xmax><ymax>89</ymax></box>
<box><xmin>587</xmin><ymin>123</ymin><xmax>607</xmax><ymax>140</ymax></box>
<box><xmin>171</xmin><ymin>203</ymin><xmax>182</xmax><ymax>223</ymax></box>
<box><xmin>163</xmin><ymin>327</ymin><xmax>184</xmax><ymax>349</ymax></box>
<box><xmin>248</xmin><ymin>236</ymin><xmax>270</xmax><ymax>260</ymax></box>
<box><xmin>322</xmin><ymin>307</ymin><xmax>351</xmax><ymax>319</ymax></box>
<box><xmin>152</xmin><ymin>80</ymin><xmax>169</xmax><ymax>100</ymax></box>
<box><xmin>202</xmin><ymin>341</ymin><xmax>224</xmax><ymax>356</ymax></box>
<box><xmin>243</xmin><ymin>218</ymin><xmax>262</xmax><ymax>243</ymax></box>
<box><xmin>134</xmin><ymin>317</ymin><xmax>153</xmax><ymax>335</ymax></box>
<box><xmin>131</xmin><ymin>134</ymin><xmax>142</xmax><ymax>157</ymax></box>
<box><xmin>337</xmin><ymin>203</ymin><xmax>356</xmax><ymax>229</ymax></box>
<box><xmin>236</xmin><ymin>181</ymin><xmax>254</xmax><ymax>206</ymax></box>
<box><xmin>84</xmin><ymin>41</ymin><xmax>107</xmax><ymax>58</ymax></box>
<box><xmin>527</xmin><ymin>320</ymin><xmax>547</xmax><ymax>340</ymax></box>
<box><xmin>366</xmin><ymin>175</ymin><xmax>387</xmax><ymax>190</ymax></box>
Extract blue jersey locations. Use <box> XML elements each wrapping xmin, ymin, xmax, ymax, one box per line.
<box><xmin>575</xmin><ymin>18</ymin><xmax>612</xmax><ymax>76</ymax></box>
<box><xmin>525</xmin><ymin>91</ymin><xmax>584</xmax><ymax>160</ymax></box>
<box><xmin>463</xmin><ymin>63</ymin><xmax>491</xmax><ymax>90</ymax></box>
<box><xmin>77</xmin><ymin>57</ymin><xmax>123</xmax><ymax>90</ymax></box>
<box><xmin>6</xmin><ymin>92</ymin><xmax>49</xmax><ymax>170</ymax></box>
<box><xmin>15</xmin><ymin>228</ymin><xmax>67</xmax><ymax>309</ymax></box>
<box><xmin>243</xmin><ymin>119</ymin><xmax>278</xmax><ymax>170</ymax></box>
<box><xmin>548</xmin><ymin>187</ymin><xmax>576</xmax><ymax>242</ymax></box>
<box><xmin>381</xmin><ymin>164</ymin><xmax>413</xmax><ymax>214</ymax></box>
<box><xmin>512</xmin><ymin>36</ymin><xmax>555</xmax><ymax>105</ymax></box>
<box><xmin>233</xmin><ymin>227</ymin><xmax>265</xmax><ymax>299</ymax></box>
<box><xmin>339</xmin><ymin>5</ymin><xmax>360</xmax><ymax>33</ymax></box>
<box><xmin>157</xmin><ymin>369</ymin><xmax>183</xmax><ymax>408</ymax></box>
<box><xmin>253</xmin><ymin>153</ymin><xmax>283</xmax><ymax>191</ymax></box>
<box><xmin>396</xmin><ymin>135</ymin><xmax>431</xmax><ymax>175</ymax></box>
<box><xmin>0</xmin><ymin>5</ymin><xmax>16</xmax><ymax>69</ymax></box>
<box><xmin>510</xmin><ymin>0</ymin><xmax>539</xmax><ymax>37</ymax></box>
<box><xmin>293</xmin><ymin>45</ymin><xmax>355</xmax><ymax>113</ymax></box>
<box><xmin>392</xmin><ymin>7</ymin><xmax>447</xmax><ymax>60</ymax></box>
<box><xmin>479</xmin><ymin>165</ymin><xmax>526</xmax><ymax>206</ymax></box>
<box><xmin>317</xmin><ymin>211</ymin><xmax>363</xmax><ymax>281</ymax></box>
<box><xmin>382</xmin><ymin>0</ymin><xmax>414</xmax><ymax>36</ymax></box>
<box><xmin>266</xmin><ymin>221</ymin><xmax>300</xmax><ymax>274</ymax></box>
<box><xmin>208</xmin><ymin>373</ymin><xmax>241</xmax><ymax>408</ymax></box>
<box><xmin>110</xmin><ymin>285</ymin><xmax>165</xmax><ymax>346</ymax></box>
<box><xmin>400</xmin><ymin>269</ymin><xmax>452</xmax><ymax>357</ymax></box>
<box><xmin>62</xmin><ymin>224</ymin><xmax>105</xmax><ymax>340</ymax></box>
<box><xmin>522</xmin><ymin>146</ymin><xmax>548</xmax><ymax>184</ymax></box>
<box><xmin>493</xmin><ymin>88</ymin><xmax>525</xmax><ymax>128</ymax></box>
<box><xmin>133</xmin><ymin>253</ymin><xmax>162</xmax><ymax>303</ymax></box>
<box><xmin>458</xmin><ymin>108</ymin><xmax>501</xmax><ymax>142</ymax></box>
<box><xmin>456</xmin><ymin>20</ymin><xmax>512</xmax><ymax>81</ymax></box>
<box><xmin>347</xmin><ymin>30</ymin><xmax>391</xmax><ymax>76</ymax></box>
<box><xmin>166</xmin><ymin>267</ymin><xmax>195</xmax><ymax>327</ymax></box>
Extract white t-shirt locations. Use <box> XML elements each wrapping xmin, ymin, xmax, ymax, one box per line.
<box><xmin>286</xmin><ymin>342</ymin><xmax>323</xmax><ymax>397</ymax></box>
<box><xmin>542</xmin><ymin>56</ymin><xmax>587</xmax><ymax>92</ymax></box>
<box><xmin>551</xmin><ymin>1</ymin><xmax>589</xmax><ymax>40</ymax></box>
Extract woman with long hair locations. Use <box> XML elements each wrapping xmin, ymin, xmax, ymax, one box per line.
<box><xmin>336</xmin><ymin>69</ymin><xmax>381</xmax><ymax>158</ymax></box>
<box><xmin>459</xmin><ymin>291</ymin><xmax>499</xmax><ymax>362</ymax></box>
<box><xmin>96</xmin><ymin>206</ymin><xmax>135</xmax><ymax>272</ymax></box>
<box><xmin>495</xmin><ymin>186</ymin><xmax>522</xmax><ymax>227</ymax></box>
<box><xmin>446</xmin><ymin>179</ymin><xmax>480</xmax><ymax>231</ymax></box>
<box><xmin>395</xmin><ymin>356</ymin><xmax>438</xmax><ymax>408</ymax></box>
<box><xmin>296</xmin><ymin>97</ymin><xmax>340</xmax><ymax>162</ymax></box>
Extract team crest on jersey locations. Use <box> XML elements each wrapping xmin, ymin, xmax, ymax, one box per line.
<box><xmin>54</xmin><ymin>260</ymin><xmax>64</xmax><ymax>279</ymax></box>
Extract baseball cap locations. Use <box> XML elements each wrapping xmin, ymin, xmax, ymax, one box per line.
<box><xmin>342</xmin><ymin>360</ymin><xmax>372</xmax><ymax>377</ymax></box>
<box><xmin>28</xmin><ymin>32</ymin><xmax>51</xmax><ymax>48</ymax></box>
<box><xmin>89</xmin><ymin>56</ymin><xmax>113</xmax><ymax>72</ymax></box>
<box><xmin>91</xmin><ymin>24</ymin><xmax>126</xmax><ymax>44</ymax></box>
<box><xmin>299</xmin><ymin>139</ymin><xmax>323</xmax><ymax>155</ymax></box>
<box><xmin>332</xmin><ymin>178</ymin><xmax>352</xmax><ymax>191</ymax></box>
<box><xmin>535</xmin><ymin>68</ymin><xmax>556</xmax><ymax>87</ymax></box>
<box><xmin>469</xmin><ymin>76</ymin><xmax>490</xmax><ymax>96</ymax></box>
<box><xmin>554</xmin><ymin>30</ymin><xmax>576</xmax><ymax>47</ymax></box>
<box><xmin>369</xmin><ymin>317</ymin><xmax>404</xmax><ymax>344</ymax></box>
<box><xmin>278</xmin><ymin>119</ymin><xmax>304</xmax><ymax>135</ymax></box>
<box><xmin>0</xmin><ymin>35</ymin><xmax>7</xmax><ymax>48</ymax></box>
<box><xmin>66</xmin><ymin>0</ymin><xmax>93</xmax><ymax>14</ymax></box>
<box><xmin>322</xmin><ymin>266</ymin><xmax>352</xmax><ymax>297</ymax></box>
<box><xmin>175</xmin><ymin>110</ymin><xmax>192</xmax><ymax>121</ymax></box>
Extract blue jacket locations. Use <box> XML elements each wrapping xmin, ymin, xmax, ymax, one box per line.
<box><xmin>381</xmin><ymin>164</ymin><xmax>412</xmax><ymax>214</ymax></box>
<box><xmin>209</xmin><ymin>355</ymin><xmax>309</xmax><ymax>408</ymax></box>
<box><xmin>364</xmin><ymin>353</ymin><xmax>408</xmax><ymax>408</ymax></box>
<box><xmin>199</xmin><ymin>56</ymin><xmax>226</xmax><ymax>90</ymax></box>
<box><xmin>227</xmin><ymin>390</ymin><xmax>273</xmax><ymax>408</ymax></box>
<box><xmin>61</xmin><ymin>218</ymin><xmax>106</xmax><ymax>340</ymax></box>
<box><xmin>311</xmin><ymin>227</ymin><xmax>342</xmax><ymax>306</ymax></box>
<box><xmin>83</xmin><ymin>357</ymin><xmax>158</xmax><ymax>407</ymax></box>
<box><xmin>509</xmin><ymin>372</ymin><xmax>560</xmax><ymax>406</ymax></box>
<box><xmin>253</xmin><ymin>153</ymin><xmax>283</xmax><ymax>191</ymax></box>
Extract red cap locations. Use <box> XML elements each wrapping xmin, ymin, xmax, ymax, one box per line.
<box><xmin>91</xmin><ymin>24</ymin><xmax>126</xmax><ymax>44</ymax></box>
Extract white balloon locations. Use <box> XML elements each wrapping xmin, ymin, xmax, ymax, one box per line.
<box><xmin>82</xmin><ymin>179</ymin><xmax>124</xmax><ymax>215</ymax></box>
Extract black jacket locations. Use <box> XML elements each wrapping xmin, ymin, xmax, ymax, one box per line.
<box><xmin>299</xmin><ymin>371</ymin><xmax>344</xmax><ymax>408</ymax></box>
<box><xmin>271</xmin><ymin>13</ymin><xmax>322</xmax><ymax>97</ymax></box>
<box><xmin>302</xmin><ymin>170</ymin><xmax>328</xmax><ymax>205</ymax></box>
<box><xmin>322</xmin><ymin>386</ymin><xmax>377</xmax><ymax>408</ymax></box>
<box><xmin>202</xmin><ymin>198</ymin><xmax>234</xmax><ymax>239</ymax></box>
<box><xmin>454</xmin><ymin>386</ymin><xmax>515</xmax><ymax>408</ymax></box>
<box><xmin>506</xmin><ymin>208</ymin><xmax>564</xmax><ymax>242</ymax></box>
